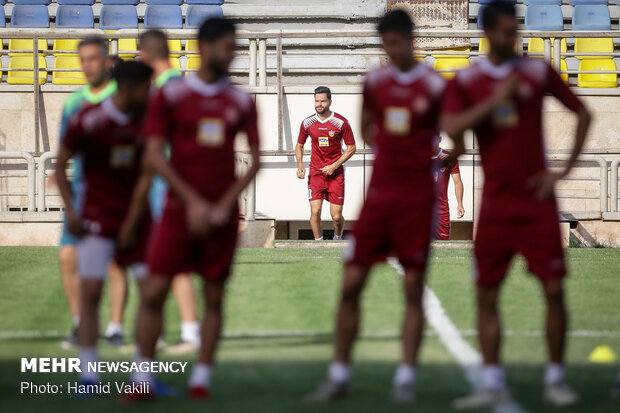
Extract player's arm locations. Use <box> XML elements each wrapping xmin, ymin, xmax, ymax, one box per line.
<box><xmin>322</xmin><ymin>121</ymin><xmax>357</xmax><ymax>175</ymax></box>
<box><xmin>55</xmin><ymin>145</ymin><xmax>82</xmax><ymax>237</ymax></box>
<box><xmin>118</xmin><ymin>166</ymin><xmax>153</xmax><ymax>250</ymax></box>
<box><xmin>360</xmin><ymin>108</ymin><xmax>375</xmax><ymax>147</ymax></box>
<box><xmin>451</xmin><ymin>171</ymin><xmax>465</xmax><ymax>218</ymax></box>
<box><xmin>296</xmin><ymin>122</ymin><xmax>307</xmax><ymax>179</ymax></box>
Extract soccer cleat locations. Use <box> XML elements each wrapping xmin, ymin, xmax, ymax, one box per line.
<box><xmin>452</xmin><ymin>388</ymin><xmax>508</xmax><ymax>410</ymax></box>
<box><xmin>391</xmin><ymin>383</ymin><xmax>414</xmax><ymax>403</ymax></box>
<box><xmin>306</xmin><ymin>379</ymin><xmax>349</xmax><ymax>402</ymax></box>
<box><xmin>105</xmin><ymin>332</ymin><xmax>125</xmax><ymax>347</ymax></box>
<box><xmin>544</xmin><ymin>382</ymin><xmax>579</xmax><ymax>407</ymax></box>
<box><xmin>189</xmin><ymin>385</ymin><xmax>210</xmax><ymax>400</ymax></box>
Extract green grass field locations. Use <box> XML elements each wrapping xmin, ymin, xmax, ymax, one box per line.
<box><xmin>0</xmin><ymin>246</ymin><xmax>619</xmax><ymax>412</ymax></box>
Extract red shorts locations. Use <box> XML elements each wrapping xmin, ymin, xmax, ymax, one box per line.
<box><xmin>147</xmin><ymin>202</ymin><xmax>239</xmax><ymax>280</ymax></box>
<box><xmin>346</xmin><ymin>187</ymin><xmax>434</xmax><ymax>271</ymax></box>
<box><xmin>308</xmin><ymin>169</ymin><xmax>345</xmax><ymax>205</ymax></box>
<box><xmin>474</xmin><ymin>198</ymin><xmax>566</xmax><ymax>286</ymax></box>
<box><xmin>433</xmin><ymin>209</ymin><xmax>450</xmax><ymax>240</ymax></box>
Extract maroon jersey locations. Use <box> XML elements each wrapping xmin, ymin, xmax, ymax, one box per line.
<box><xmin>433</xmin><ymin>148</ymin><xmax>460</xmax><ymax>217</ymax></box>
<box><xmin>142</xmin><ymin>76</ymin><xmax>259</xmax><ymax>202</ymax></box>
<box><xmin>297</xmin><ymin>112</ymin><xmax>355</xmax><ymax>172</ymax></box>
<box><xmin>62</xmin><ymin>98</ymin><xmax>145</xmax><ymax>237</ymax></box>
<box><xmin>442</xmin><ymin>57</ymin><xmax>583</xmax><ymax>203</ymax></box>
<box><xmin>362</xmin><ymin>63</ymin><xmax>446</xmax><ymax>196</ymax></box>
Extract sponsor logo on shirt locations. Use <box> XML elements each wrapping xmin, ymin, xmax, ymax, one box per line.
<box><xmin>318</xmin><ymin>137</ymin><xmax>329</xmax><ymax>147</ymax></box>
<box><xmin>109</xmin><ymin>145</ymin><xmax>136</xmax><ymax>168</ymax></box>
<box><xmin>492</xmin><ymin>100</ymin><xmax>518</xmax><ymax>128</ymax></box>
<box><xmin>384</xmin><ymin>107</ymin><xmax>411</xmax><ymax>136</ymax></box>
<box><xmin>197</xmin><ymin>118</ymin><xmax>225</xmax><ymax>147</ymax></box>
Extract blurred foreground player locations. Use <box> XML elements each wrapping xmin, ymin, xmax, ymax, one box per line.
<box><xmin>55</xmin><ymin>61</ymin><xmax>154</xmax><ymax>387</ymax></box>
<box><xmin>129</xmin><ymin>17</ymin><xmax>260</xmax><ymax>400</ymax></box>
<box><xmin>432</xmin><ymin>135</ymin><xmax>464</xmax><ymax>240</ymax></box>
<box><xmin>139</xmin><ymin>29</ymin><xmax>201</xmax><ymax>349</ymax></box>
<box><xmin>56</xmin><ymin>37</ymin><xmax>130</xmax><ymax>347</ymax></box>
<box><xmin>441</xmin><ymin>1</ymin><xmax>591</xmax><ymax>408</ymax></box>
<box><xmin>308</xmin><ymin>10</ymin><xmax>445</xmax><ymax>403</ymax></box>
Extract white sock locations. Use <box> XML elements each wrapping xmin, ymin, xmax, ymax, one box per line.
<box><xmin>482</xmin><ymin>364</ymin><xmax>506</xmax><ymax>391</ymax></box>
<box><xmin>131</xmin><ymin>355</ymin><xmax>155</xmax><ymax>385</ymax></box>
<box><xmin>393</xmin><ymin>364</ymin><xmax>416</xmax><ymax>387</ymax></box>
<box><xmin>105</xmin><ymin>322</ymin><xmax>123</xmax><ymax>337</ymax></box>
<box><xmin>188</xmin><ymin>363</ymin><xmax>211</xmax><ymax>388</ymax></box>
<box><xmin>328</xmin><ymin>362</ymin><xmax>350</xmax><ymax>384</ymax></box>
<box><xmin>333</xmin><ymin>234</ymin><xmax>342</xmax><ymax>240</ymax></box>
<box><xmin>72</xmin><ymin>315</ymin><xmax>80</xmax><ymax>327</ymax></box>
<box><xmin>544</xmin><ymin>363</ymin><xmax>565</xmax><ymax>385</ymax></box>
<box><xmin>181</xmin><ymin>321</ymin><xmax>201</xmax><ymax>345</ymax></box>
<box><xmin>315</xmin><ymin>237</ymin><xmax>324</xmax><ymax>241</ymax></box>
<box><xmin>79</xmin><ymin>347</ymin><xmax>99</xmax><ymax>382</ymax></box>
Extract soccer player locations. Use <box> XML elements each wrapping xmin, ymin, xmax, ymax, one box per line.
<box><xmin>432</xmin><ymin>135</ymin><xmax>464</xmax><ymax>240</ymax></box>
<box><xmin>56</xmin><ymin>37</ymin><xmax>129</xmax><ymax>347</ymax></box>
<box><xmin>130</xmin><ymin>17</ymin><xmax>260</xmax><ymax>400</ymax></box>
<box><xmin>55</xmin><ymin>61</ymin><xmax>154</xmax><ymax>386</ymax></box>
<box><xmin>296</xmin><ymin>86</ymin><xmax>356</xmax><ymax>240</ymax></box>
<box><xmin>138</xmin><ymin>29</ymin><xmax>201</xmax><ymax>349</ymax></box>
<box><xmin>308</xmin><ymin>10</ymin><xmax>445</xmax><ymax>402</ymax></box>
<box><xmin>441</xmin><ymin>1</ymin><xmax>591</xmax><ymax>408</ymax></box>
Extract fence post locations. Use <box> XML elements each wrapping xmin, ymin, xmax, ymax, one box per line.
<box><xmin>543</xmin><ymin>37</ymin><xmax>552</xmax><ymax>63</ymax></box>
<box><xmin>37</xmin><ymin>152</ymin><xmax>56</xmax><ymax>212</ymax></box>
<box><xmin>0</xmin><ymin>151</ymin><xmax>36</xmax><ymax>211</ymax></box>
<box><xmin>611</xmin><ymin>157</ymin><xmax>620</xmax><ymax>212</ymax></box>
<box><xmin>553</xmin><ymin>38</ymin><xmax>561</xmax><ymax>71</ymax></box>
<box><xmin>258</xmin><ymin>38</ymin><xmax>267</xmax><ymax>87</ymax></box>
<box><xmin>249</xmin><ymin>38</ymin><xmax>257</xmax><ymax>86</ymax></box>
<box><xmin>276</xmin><ymin>32</ymin><xmax>283</xmax><ymax>151</ymax></box>
<box><xmin>33</xmin><ymin>36</ymin><xmax>41</xmax><ymax>153</ymax></box>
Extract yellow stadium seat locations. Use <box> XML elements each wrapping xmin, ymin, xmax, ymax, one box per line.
<box><xmin>8</xmin><ymin>56</ymin><xmax>47</xmax><ymax>85</ymax></box>
<box><xmin>186</xmin><ymin>39</ymin><xmax>199</xmax><ymax>52</ymax></box>
<box><xmin>433</xmin><ymin>58</ymin><xmax>470</xmax><ymax>79</ymax></box>
<box><xmin>53</xmin><ymin>56</ymin><xmax>86</xmax><ymax>85</ymax></box>
<box><xmin>169</xmin><ymin>57</ymin><xmax>181</xmax><ymax>70</ymax></box>
<box><xmin>479</xmin><ymin>38</ymin><xmax>490</xmax><ymax>53</ymax></box>
<box><xmin>527</xmin><ymin>38</ymin><xmax>566</xmax><ymax>58</ymax></box>
<box><xmin>104</xmin><ymin>31</ymin><xmax>137</xmax><ymax>61</ymax></box>
<box><xmin>574</xmin><ymin>38</ymin><xmax>614</xmax><ymax>60</ymax></box>
<box><xmin>53</xmin><ymin>39</ymin><xmax>81</xmax><ymax>56</ymax></box>
<box><xmin>9</xmin><ymin>39</ymin><xmax>48</xmax><ymax>56</ymax></box>
<box><xmin>432</xmin><ymin>47</ymin><xmax>470</xmax><ymax>59</ymax></box>
<box><xmin>187</xmin><ymin>57</ymin><xmax>201</xmax><ymax>71</ymax></box>
<box><xmin>560</xmin><ymin>59</ymin><xmax>568</xmax><ymax>83</ymax></box>
<box><xmin>578</xmin><ymin>59</ymin><xmax>617</xmax><ymax>88</ymax></box>
<box><xmin>168</xmin><ymin>40</ymin><xmax>182</xmax><ymax>58</ymax></box>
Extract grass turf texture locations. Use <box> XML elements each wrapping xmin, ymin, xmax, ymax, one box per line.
<box><xmin>0</xmin><ymin>246</ymin><xmax>619</xmax><ymax>412</ymax></box>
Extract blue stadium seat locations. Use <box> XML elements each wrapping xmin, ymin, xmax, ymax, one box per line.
<box><xmin>11</xmin><ymin>5</ymin><xmax>50</xmax><ymax>28</ymax></box>
<box><xmin>477</xmin><ymin>6</ymin><xmax>486</xmax><ymax>30</ymax></box>
<box><xmin>0</xmin><ymin>7</ymin><xmax>5</xmax><ymax>27</ymax></box>
<box><xmin>144</xmin><ymin>5</ymin><xmax>183</xmax><ymax>29</ymax></box>
<box><xmin>100</xmin><ymin>5</ymin><xmax>138</xmax><ymax>29</ymax></box>
<box><xmin>58</xmin><ymin>0</ymin><xmax>95</xmax><ymax>5</ymax></box>
<box><xmin>525</xmin><ymin>0</ymin><xmax>561</xmax><ymax>5</ymax></box>
<box><xmin>187</xmin><ymin>0</ymin><xmax>224</xmax><ymax>4</ymax></box>
<box><xmin>101</xmin><ymin>0</ymin><xmax>139</xmax><ymax>5</ymax></box>
<box><xmin>13</xmin><ymin>0</ymin><xmax>50</xmax><ymax>5</ymax></box>
<box><xmin>186</xmin><ymin>5</ymin><xmax>224</xmax><ymax>28</ymax></box>
<box><xmin>524</xmin><ymin>5</ymin><xmax>564</xmax><ymax>31</ymax></box>
<box><xmin>572</xmin><ymin>5</ymin><xmax>611</xmax><ymax>30</ymax></box>
<box><xmin>570</xmin><ymin>0</ymin><xmax>608</xmax><ymax>5</ymax></box>
<box><xmin>0</xmin><ymin>0</ymin><xmax>6</xmax><ymax>5</ymax></box>
<box><xmin>146</xmin><ymin>0</ymin><xmax>183</xmax><ymax>5</ymax></box>
<box><xmin>56</xmin><ymin>5</ymin><xmax>94</xmax><ymax>28</ymax></box>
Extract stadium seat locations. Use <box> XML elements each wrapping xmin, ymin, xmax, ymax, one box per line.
<box><xmin>432</xmin><ymin>47</ymin><xmax>470</xmax><ymax>59</ymax></box>
<box><xmin>101</xmin><ymin>0</ymin><xmax>139</xmax><ymax>5</ymax></box>
<box><xmin>186</xmin><ymin>5</ymin><xmax>224</xmax><ymax>28</ymax></box>
<box><xmin>0</xmin><ymin>6</ymin><xmax>5</xmax><ymax>27</ymax></box>
<box><xmin>169</xmin><ymin>57</ymin><xmax>181</xmax><ymax>70</ymax></box>
<box><xmin>578</xmin><ymin>59</ymin><xmax>617</xmax><ymax>87</ymax></box>
<box><xmin>100</xmin><ymin>5</ymin><xmax>138</xmax><ymax>30</ymax></box>
<box><xmin>477</xmin><ymin>6</ymin><xmax>486</xmax><ymax>29</ymax></box>
<box><xmin>572</xmin><ymin>5</ymin><xmax>611</xmax><ymax>30</ymax></box>
<box><xmin>167</xmin><ymin>40</ymin><xmax>183</xmax><ymax>58</ymax></box>
<box><xmin>8</xmin><ymin>56</ymin><xmax>47</xmax><ymax>85</ymax></box>
<box><xmin>559</xmin><ymin>59</ymin><xmax>568</xmax><ymax>83</ymax></box>
<box><xmin>146</xmin><ymin>0</ymin><xmax>183</xmax><ymax>5</ymax></box>
<box><xmin>433</xmin><ymin>58</ymin><xmax>470</xmax><ymax>79</ymax></box>
<box><xmin>56</xmin><ymin>5</ymin><xmax>94</xmax><ymax>28</ymax></box>
<box><xmin>479</xmin><ymin>38</ymin><xmax>490</xmax><ymax>53</ymax></box>
<box><xmin>53</xmin><ymin>56</ymin><xmax>86</xmax><ymax>85</ymax></box>
<box><xmin>524</xmin><ymin>0</ymin><xmax>561</xmax><ymax>5</ymax></box>
<box><xmin>186</xmin><ymin>0</ymin><xmax>224</xmax><ymax>4</ymax></box>
<box><xmin>524</xmin><ymin>5</ymin><xmax>564</xmax><ymax>31</ymax></box>
<box><xmin>0</xmin><ymin>0</ymin><xmax>5</xmax><ymax>5</ymax></box>
<box><xmin>187</xmin><ymin>56</ymin><xmax>201</xmax><ymax>71</ymax></box>
<box><xmin>527</xmin><ymin>38</ymin><xmax>567</xmax><ymax>58</ymax></box>
<box><xmin>58</xmin><ymin>0</ymin><xmax>95</xmax><ymax>4</ymax></box>
<box><xmin>575</xmin><ymin>38</ymin><xmax>614</xmax><ymax>59</ymax></box>
<box><xmin>11</xmin><ymin>5</ymin><xmax>50</xmax><ymax>28</ymax></box>
<box><xmin>53</xmin><ymin>39</ymin><xmax>81</xmax><ymax>56</ymax></box>
<box><xmin>144</xmin><ymin>5</ymin><xmax>183</xmax><ymax>29</ymax></box>
<box><xmin>570</xmin><ymin>0</ymin><xmax>608</xmax><ymax>5</ymax></box>
<box><xmin>13</xmin><ymin>0</ymin><xmax>50</xmax><ymax>5</ymax></box>
<box><xmin>9</xmin><ymin>39</ymin><xmax>48</xmax><ymax>56</ymax></box>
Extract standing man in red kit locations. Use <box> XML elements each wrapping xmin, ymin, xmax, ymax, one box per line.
<box><xmin>432</xmin><ymin>135</ymin><xmax>464</xmax><ymax>240</ymax></box>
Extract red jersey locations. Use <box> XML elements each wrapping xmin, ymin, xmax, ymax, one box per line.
<box><xmin>433</xmin><ymin>148</ymin><xmax>460</xmax><ymax>216</ymax></box>
<box><xmin>442</xmin><ymin>57</ymin><xmax>583</xmax><ymax>202</ymax></box>
<box><xmin>362</xmin><ymin>63</ymin><xmax>446</xmax><ymax>196</ymax></box>
<box><xmin>62</xmin><ymin>98</ymin><xmax>145</xmax><ymax>237</ymax></box>
<box><xmin>297</xmin><ymin>112</ymin><xmax>355</xmax><ymax>172</ymax></box>
<box><xmin>142</xmin><ymin>75</ymin><xmax>259</xmax><ymax>202</ymax></box>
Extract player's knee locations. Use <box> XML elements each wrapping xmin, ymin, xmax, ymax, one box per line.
<box><xmin>340</xmin><ymin>282</ymin><xmax>363</xmax><ymax>304</ymax></box>
<box><xmin>81</xmin><ymin>285</ymin><xmax>102</xmax><ymax>306</ymax></box>
<box><xmin>543</xmin><ymin>280</ymin><xmax>564</xmax><ymax>303</ymax></box>
<box><xmin>331</xmin><ymin>211</ymin><xmax>342</xmax><ymax>222</ymax></box>
<box><xmin>311</xmin><ymin>206</ymin><xmax>322</xmax><ymax>217</ymax></box>
<box><xmin>476</xmin><ymin>286</ymin><xmax>499</xmax><ymax>310</ymax></box>
<box><xmin>58</xmin><ymin>246</ymin><xmax>76</xmax><ymax>264</ymax></box>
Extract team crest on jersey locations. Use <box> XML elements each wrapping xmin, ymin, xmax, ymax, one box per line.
<box><xmin>384</xmin><ymin>107</ymin><xmax>411</xmax><ymax>136</ymax></box>
<box><xmin>197</xmin><ymin>118</ymin><xmax>225</xmax><ymax>147</ymax></box>
<box><xmin>318</xmin><ymin>137</ymin><xmax>329</xmax><ymax>147</ymax></box>
<box><xmin>328</xmin><ymin>130</ymin><xmax>335</xmax><ymax>138</ymax></box>
<box><xmin>109</xmin><ymin>145</ymin><xmax>136</xmax><ymax>168</ymax></box>
<box><xmin>492</xmin><ymin>100</ymin><xmax>519</xmax><ymax>128</ymax></box>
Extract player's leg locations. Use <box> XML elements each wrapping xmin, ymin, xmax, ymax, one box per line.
<box><xmin>327</xmin><ymin>172</ymin><xmax>345</xmax><ymax>239</ymax></box>
<box><xmin>59</xmin><ymin>244</ymin><xmax>80</xmax><ymax>345</ymax></box>
<box><xmin>172</xmin><ymin>274</ymin><xmax>201</xmax><ymax>346</ymax></box>
<box><xmin>330</xmin><ymin>203</ymin><xmax>344</xmax><ymax>240</ymax></box>
<box><xmin>135</xmin><ymin>276</ymin><xmax>172</xmax><ymax>360</ymax></box>
<box><xmin>309</xmin><ymin>199</ymin><xmax>324</xmax><ymax>240</ymax></box>
<box><xmin>105</xmin><ymin>260</ymin><xmax>127</xmax><ymax>346</ymax></box>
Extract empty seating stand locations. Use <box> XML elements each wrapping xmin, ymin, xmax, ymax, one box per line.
<box><xmin>100</xmin><ymin>6</ymin><xmax>139</xmax><ymax>61</ymax></box>
<box><xmin>145</xmin><ymin>5</ymin><xmax>184</xmax><ymax>59</ymax></box>
<box><xmin>56</xmin><ymin>5</ymin><xmax>95</xmax><ymax>28</ymax></box>
<box><xmin>57</xmin><ymin>0</ymin><xmax>95</xmax><ymax>4</ymax></box>
<box><xmin>572</xmin><ymin>5</ymin><xmax>611</xmax><ymax>30</ymax></box>
<box><xmin>9</xmin><ymin>6</ymin><xmax>50</xmax><ymax>84</ymax></box>
<box><xmin>186</xmin><ymin>5</ymin><xmax>224</xmax><ymax>28</ymax></box>
<box><xmin>11</xmin><ymin>5</ymin><xmax>50</xmax><ymax>28</ymax></box>
<box><xmin>525</xmin><ymin>0</ymin><xmax>561</xmax><ymax>5</ymax></box>
<box><xmin>525</xmin><ymin>5</ymin><xmax>564</xmax><ymax>31</ymax></box>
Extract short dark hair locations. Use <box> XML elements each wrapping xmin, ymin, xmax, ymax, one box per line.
<box><xmin>314</xmin><ymin>86</ymin><xmax>331</xmax><ymax>100</ymax></box>
<box><xmin>377</xmin><ymin>9</ymin><xmax>414</xmax><ymax>37</ymax></box>
<box><xmin>139</xmin><ymin>30</ymin><xmax>170</xmax><ymax>60</ymax></box>
<box><xmin>78</xmin><ymin>36</ymin><xmax>108</xmax><ymax>56</ymax></box>
<box><xmin>481</xmin><ymin>1</ymin><xmax>516</xmax><ymax>30</ymax></box>
<box><xmin>111</xmin><ymin>61</ymin><xmax>153</xmax><ymax>89</ymax></box>
<box><xmin>198</xmin><ymin>17</ymin><xmax>236</xmax><ymax>43</ymax></box>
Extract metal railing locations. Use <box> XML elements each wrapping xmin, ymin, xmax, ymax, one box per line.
<box><xmin>234</xmin><ymin>152</ymin><xmax>256</xmax><ymax>220</ymax></box>
<box><xmin>0</xmin><ymin>151</ymin><xmax>36</xmax><ymax>212</ymax></box>
<box><xmin>612</xmin><ymin>157</ymin><xmax>620</xmax><ymax>213</ymax></box>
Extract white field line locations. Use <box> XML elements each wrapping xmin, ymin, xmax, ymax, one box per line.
<box><xmin>387</xmin><ymin>258</ymin><xmax>529</xmax><ymax>413</ymax></box>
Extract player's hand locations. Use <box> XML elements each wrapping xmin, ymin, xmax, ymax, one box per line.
<box><xmin>528</xmin><ymin>170</ymin><xmax>563</xmax><ymax>200</ymax></box>
<box><xmin>67</xmin><ymin>212</ymin><xmax>84</xmax><ymax>237</ymax></box>
<box><xmin>209</xmin><ymin>202</ymin><xmax>231</xmax><ymax>227</ymax></box>
<box><xmin>457</xmin><ymin>204</ymin><xmax>465</xmax><ymax>219</ymax></box>
<box><xmin>296</xmin><ymin>167</ymin><xmax>306</xmax><ymax>180</ymax></box>
<box><xmin>320</xmin><ymin>164</ymin><xmax>337</xmax><ymax>176</ymax></box>
<box><xmin>117</xmin><ymin>221</ymin><xmax>136</xmax><ymax>251</ymax></box>
<box><xmin>186</xmin><ymin>197</ymin><xmax>212</xmax><ymax>237</ymax></box>
<box><xmin>493</xmin><ymin>73</ymin><xmax>519</xmax><ymax>103</ymax></box>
